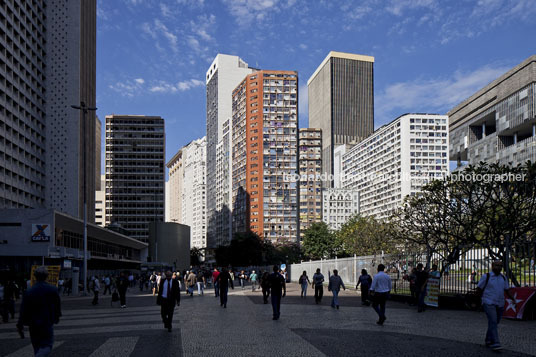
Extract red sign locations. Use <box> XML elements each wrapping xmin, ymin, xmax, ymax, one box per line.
<box><xmin>503</xmin><ymin>287</ymin><xmax>536</xmax><ymax>320</ymax></box>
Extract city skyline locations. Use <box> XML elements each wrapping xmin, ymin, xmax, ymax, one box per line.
<box><xmin>96</xmin><ymin>0</ymin><xmax>536</xmax><ymax>171</ymax></box>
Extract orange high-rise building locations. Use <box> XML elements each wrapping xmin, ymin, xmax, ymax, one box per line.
<box><xmin>232</xmin><ymin>70</ymin><xmax>299</xmax><ymax>244</ymax></box>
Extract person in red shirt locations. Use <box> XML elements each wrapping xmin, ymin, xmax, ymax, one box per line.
<box><xmin>212</xmin><ymin>268</ymin><xmax>220</xmax><ymax>298</ymax></box>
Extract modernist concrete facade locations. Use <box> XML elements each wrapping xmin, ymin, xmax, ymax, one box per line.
<box><xmin>342</xmin><ymin>114</ymin><xmax>449</xmax><ymax>220</ymax></box>
<box><xmin>206</xmin><ymin>54</ymin><xmax>256</xmax><ymax>249</ymax></box>
<box><xmin>0</xmin><ymin>209</ymin><xmax>147</xmax><ymax>273</ymax></box>
<box><xmin>308</xmin><ymin>51</ymin><xmax>374</xmax><ymax>187</ymax></box>
<box><xmin>298</xmin><ymin>128</ymin><xmax>323</xmax><ymax>240</ymax></box>
<box><xmin>167</xmin><ymin>137</ymin><xmax>207</xmax><ymax>249</ymax></box>
<box><xmin>449</xmin><ymin>56</ymin><xmax>536</xmax><ymax>167</ymax></box>
<box><xmin>0</xmin><ymin>1</ymin><xmax>98</xmax><ymax>222</ymax></box>
<box><xmin>232</xmin><ymin>70</ymin><xmax>299</xmax><ymax>244</ymax></box>
<box><xmin>95</xmin><ymin>175</ymin><xmax>106</xmax><ymax>227</ymax></box>
<box><xmin>322</xmin><ymin>188</ymin><xmax>359</xmax><ymax>231</ymax></box>
<box><xmin>148</xmin><ymin>222</ymin><xmax>190</xmax><ymax>271</ymax></box>
<box><xmin>105</xmin><ymin>115</ymin><xmax>165</xmax><ymax>243</ymax></box>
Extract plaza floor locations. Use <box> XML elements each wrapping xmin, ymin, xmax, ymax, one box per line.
<box><xmin>0</xmin><ymin>283</ymin><xmax>535</xmax><ymax>356</ymax></box>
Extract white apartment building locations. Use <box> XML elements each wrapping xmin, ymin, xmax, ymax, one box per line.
<box><xmin>166</xmin><ymin>150</ymin><xmax>184</xmax><ymax>223</ymax></box>
<box><xmin>342</xmin><ymin>113</ymin><xmax>449</xmax><ymax>220</ymax></box>
<box><xmin>322</xmin><ymin>188</ymin><xmax>359</xmax><ymax>231</ymax></box>
<box><xmin>181</xmin><ymin>137</ymin><xmax>207</xmax><ymax>249</ymax></box>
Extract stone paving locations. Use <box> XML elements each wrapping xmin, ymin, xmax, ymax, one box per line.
<box><xmin>0</xmin><ymin>283</ymin><xmax>535</xmax><ymax>356</ymax></box>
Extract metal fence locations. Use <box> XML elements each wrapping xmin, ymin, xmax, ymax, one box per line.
<box><xmin>291</xmin><ymin>244</ymin><xmax>536</xmax><ymax>296</ymax></box>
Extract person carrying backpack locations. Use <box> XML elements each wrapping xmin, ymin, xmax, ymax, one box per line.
<box><xmin>476</xmin><ymin>260</ymin><xmax>517</xmax><ymax>351</ymax></box>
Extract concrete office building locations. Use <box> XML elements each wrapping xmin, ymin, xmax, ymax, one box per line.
<box><xmin>105</xmin><ymin>115</ymin><xmax>165</xmax><ymax>243</ymax></box>
<box><xmin>449</xmin><ymin>56</ymin><xmax>536</xmax><ymax>167</ymax></box>
<box><xmin>168</xmin><ymin>137</ymin><xmax>207</xmax><ymax>249</ymax></box>
<box><xmin>322</xmin><ymin>188</ymin><xmax>359</xmax><ymax>231</ymax></box>
<box><xmin>206</xmin><ymin>54</ymin><xmax>256</xmax><ymax>249</ymax></box>
<box><xmin>148</xmin><ymin>222</ymin><xmax>190</xmax><ymax>271</ymax></box>
<box><xmin>308</xmin><ymin>51</ymin><xmax>374</xmax><ymax>187</ymax></box>
<box><xmin>0</xmin><ymin>209</ymin><xmax>147</xmax><ymax>273</ymax></box>
<box><xmin>342</xmin><ymin>114</ymin><xmax>449</xmax><ymax>220</ymax></box>
<box><xmin>298</xmin><ymin>128</ymin><xmax>323</xmax><ymax>240</ymax></box>
<box><xmin>95</xmin><ymin>175</ymin><xmax>105</xmax><ymax>227</ymax></box>
<box><xmin>166</xmin><ymin>149</ymin><xmax>184</xmax><ymax>223</ymax></box>
<box><xmin>232</xmin><ymin>70</ymin><xmax>299</xmax><ymax>244</ymax></box>
<box><xmin>0</xmin><ymin>1</ymin><xmax>98</xmax><ymax>221</ymax></box>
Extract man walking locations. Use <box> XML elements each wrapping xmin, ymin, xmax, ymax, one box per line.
<box><xmin>91</xmin><ymin>276</ymin><xmax>100</xmax><ymax>306</ymax></box>
<box><xmin>103</xmin><ymin>276</ymin><xmax>111</xmax><ymax>296</ymax></box>
<box><xmin>312</xmin><ymin>268</ymin><xmax>324</xmax><ymax>304</ymax></box>
<box><xmin>117</xmin><ymin>272</ymin><xmax>129</xmax><ymax>308</ymax></box>
<box><xmin>17</xmin><ymin>267</ymin><xmax>61</xmax><ymax>356</ymax></box>
<box><xmin>370</xmin><ymin>264</ymin><xmax>391</xmax><ymax>325</ymax></box>
<box><xmin>216</xmin><ymin>268</ymin><xmax>234</xmax><ymax>308</ymax></box>
<box><xmin>356</xmin><ymin>269</ymin><xmax>372</xmax><ymax>305</ymax></box>
<box><xmin>196</xmin><ymin>270</ymin><xmax>205</xmax><ymax>296</ymax></box>
<box><xmin>157</xmin><ymin>271</ymin><xmax>180</xmax><ymax>332</ymax></box>
<box><xmin>250</xmin><ymin>270</ymin><xmax>258</xmax><ymax>291</ymax></box>
<box><xmin>328</xmin><ymin>269</ymin><xmax>345</xmax><ymax>309</ymax></box>
<box><xmin>267</xmin><ymin>265</ymin><xmax>286</xmax><ymax>320</ymax></box>
<box><xmin>212</xmin><ymin>268</ymin><xmax>220</xmax><ymax>298</ymax></box>
<box><xmin>260</xmin><ymin>271</ymin><xmax>270</xmax><ymax>304</ymax></box>
<box><xmin>477</xmin><ymin>260</ymin><xmax>516</xmax><ymax>351</ymax></box>
<box><xmin>187</xmin><ymin>271</ymin><xmax>196</xmax><ymax>297</ymax></box>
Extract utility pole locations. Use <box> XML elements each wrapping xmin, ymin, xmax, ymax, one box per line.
<box><xmin>71</xmin><ymin>101</ymin><xmax>97</xmax><ymax>295</ymax></box>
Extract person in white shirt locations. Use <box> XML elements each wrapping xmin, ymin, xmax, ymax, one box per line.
<box><xmin>91</xmin><ymin>276</ymin><xmax>100</xmax><ymax>306</ymax></box>
<box><xmin>476</xmin><ymin>260</ymin><xmax>516</xmax><ymax>351</ymax></box>
<box><xmin>369</xmin><ymin>264</ymin><xmax>391</xmax><ymax>325</ymax></box>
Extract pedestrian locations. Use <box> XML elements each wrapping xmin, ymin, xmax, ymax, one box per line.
<box><xmin>157</xmin><ymin>271</ymin><xmax>181</xmax><ymax>332</ymax></box>
<box><xmin>370</xmin><ymin>264</ymin><xmax>391</xmax><ymax>325</ymax></box>
<box><xmin>150</xmin><ymin>272</ymin><xmax>157</xmax><ymax>296</ymax></box>
<box><xmin>267</xmin><ymin>265</ymin><xmax>286</xmax><ymax>320</ymax></box>
<box><xmin>17</xmin><ymin>266</ymin><xmax>62</xmax><ymax>356</ymax></box>
<box><xmin>139</xmin><ymin>276</ymin><xmax>145</xmax><ymax>292</ymax></box>
<box><xmin>196</xmin><ymin>270</ymin><xmax>205</xmax><ymax>296</ymax></box>
<box><xmin>57</xmin><ymin>278</ymin><xmax>64</xmax><ymax>296</ymax></box>
<box><xmin>212</xmin><ymin>268</ymin><xmax>220</xmax><ymax>298</ymax></box>
<box><xmin>216</xmin><ymin>268</ymin><xmax>234</xmax><ymax>308</ymax></box>
<box><xmin>430</xmin><ymin>264</ymin><xmax>441</xmax><ymax>278</ymax></box>
<box><xmin>477</xmin><ymin>260</ymin><xmax>516</xmax><ymax>351</ymax></box>
<box><xmin>64</xmin><ymin>278</ymin><xmax>72</xmax><ymax>296</ymax></box>
<box><xmin>103</xmin><ymin>276</ymin><xmax>112</xmax><ymax>295</ymax></box>
<box><xmin>187</xmin><ymin>271</ymin><xmax>196</xmax><ymax>297</ymax></box>
<box><xmin>408</xmin><ymin>268</ymin><xmax>417</xmax><ymax>306</ymax></box>
<box><xmin>250</xmin><ymin>270</ymin><xmax>258</xmax><ymax>291</ymax></box>
<box><xmin>312</xmin><ymin>268</ymin><xmax>325</xmax><ymax>304</ymax></box>
<box><xmin>239</xmin><ymin>270</ymin><xmax>247</xmax><ymax>289</ymax></box>
<box><xmin>356</xmin><ymin>269</ymin><xmax>372</xmax><ymax>305</ymax></box>
<box><xmin>117</xmin><ymin>272</ymin><xmax>129</xmax><ymax>308</ymax></box>
<box><xmin>415</xmin><ymin>263</ymin><xmax>429</xmax><ymax>312</ymax></box>
<box><xmin>128</xmin><ymin>273</ymin><xmax>134</xmax><ymax>288</ymax></box>
<box><xmin>260</xmin><ymin>271</ymin><xmax>270</xmax><ymax>304</ymax></box>
<box><xmin>298</xmin><ymin>271</ymin><xmax>311</xmax><ymax>298</ymax></box>
<box><xmin>328</xmin><ymin>269</ymin><xmax>345</xmax><ymax>309</ymax></box>
<box><xmin>91</xmin><ymin>276</ymin><xmax>100</xmax><ymax>306</ymax></box>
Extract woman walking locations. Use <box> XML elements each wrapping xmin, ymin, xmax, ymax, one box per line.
<box><xmin>298</xmin><ymin>271</ymin><xmax>311</xmax><ymax>298</ymax></box>
<box><xmin>356</xmin><ymin>269</ymin><xmax>372</xmax><ymax>305</ymax></box>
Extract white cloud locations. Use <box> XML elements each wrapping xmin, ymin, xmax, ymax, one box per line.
<box><xmin>154</xmin><ymin>20</ymin><xmax>179</xmax><ymax>53</ymax></box>
<box><xmin>299</xmin><ymin>43</ymin><xmax>307</xmax><ymax>50</ymax></box>
<box><xmin>160</xmin><ymin>3</ymin><xmax>172</xmax><ymax>17</ymax></box>
<box><xmin>141</xmin><ymin>22</ymin><xmax>157</xmax><ymax>39</ymax></box>
<box><xmin>386</xmin><ymin>0</ymin><xmax>438</xmax><ymax>16</ymax></box>
<box><xmin>223</xmin><ymin>0</ymin><xmax>285</xmax><ymax>25</ymax></box>
<box><xmin>375</xmin><ymin>64</ymin><xmax>510</xmax><ymax>125</ymax></box>
<box><xmin>108</xmin><ymin>78</ymin><xmax>145</xmax><ymax>97</ymax></box>
<box><xmin>149</xmin><ymin>79</ymin><xmax>204</xmax><ymax>94</ymax></box>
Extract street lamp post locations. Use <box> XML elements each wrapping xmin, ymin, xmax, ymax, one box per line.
<box><xmin>71</xmin><ymin>101</ymin><xmax>97</xmax><ymax>295</ymax></box>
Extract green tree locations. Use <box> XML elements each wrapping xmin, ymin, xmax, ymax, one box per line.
<box><xmin>301</xmin><ymin>222</ymin><xmax>339</xmax><ymax>260</ymax></box>
<box><xmin>336</xmin><ymin>215</ymin><xmax>397</xmax><ymax>256</ymax></box>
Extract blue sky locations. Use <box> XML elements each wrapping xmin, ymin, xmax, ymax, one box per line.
<box><xmin>96</xmin><ymin>0</ymin><xmax>536</xmax><ymax>171</ymax></box>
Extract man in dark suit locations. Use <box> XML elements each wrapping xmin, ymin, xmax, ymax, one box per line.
<box><xmin>157</xmin><ymin>271</ymin><xmax>181</xmax><ymax>332</ymax></box>
<box><xmin>17</xmin><ymin>266</ymin><xmax>62</xmax><ymax>356</ymax></box>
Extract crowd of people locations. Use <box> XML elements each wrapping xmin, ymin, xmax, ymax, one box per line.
<box><xmin>3</xmin><ymin>260</ymin><xmax>518</xmax><ymax>355</ymax></box>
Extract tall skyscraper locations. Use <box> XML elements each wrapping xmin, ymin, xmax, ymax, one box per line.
<box><xmin>105</xmin><ymin>115</ymin><xmax>165</xmax><ymax>243</ymax></box>
<box><xmin>449</xmin><ymin>55</ymin><xmax>536</xmax><ymax>167</ymax></box>
<box><xmin>232</xmin><ymin>70</ymin><xmax>299</xmax><ymax>244</ymax></box>
<box><xmin>342</xmin><ymin>114</ymin><xmax>449</xmax><ymax>220</ymax></box>
<box><xmin>0</xmin><ymin>0</ymin><xmax>97</xmax><ymax>221</ymax></box>
<box><xmin>298</xmin><ymin>128</ymin><xmax>323</xmax><ymax>240</ymax></box>
<box><xmin>308</xmin><ymin>51</ymin><xmax>374</xmax><ymax>187</ymax></box>
<box><xmin>95</xmin><ymin>175</ymin><xmax>106</xmax><ymax>227</ymax></box>
<box><xmin>166</xmin><ymin>149</ymin><xmax>184</xmax><ymax>223</ymax></box>
<box><xmin>167</xmin><ymin>137</ymin><xmax>207</xmax><ymax>249</ymax></box>
<box><xmin>206</xmin><ymin>54</ymin><xmax>256</xmax><ymax>249</ymax></box>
